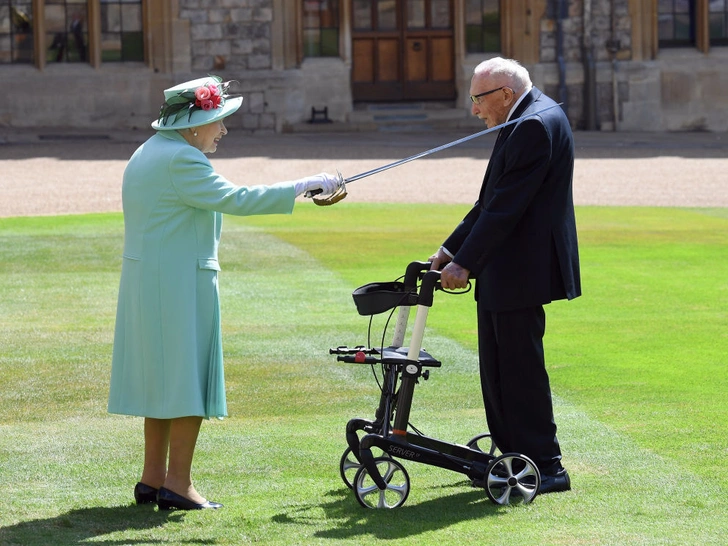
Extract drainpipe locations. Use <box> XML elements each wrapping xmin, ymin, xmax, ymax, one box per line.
<box><xmin>606</xmin><ymin>0</ymin><xmax>620</xmax><ymax>131</ymax></box>
<box><xmin>555</xmin><ymin>0</ymin><xmax>568</xmax><ymax>114</ymax></box>
<box><xmin>582</xmin><ymin>0</ymin><xmax>598</xmax><ymax>130</ymax></box>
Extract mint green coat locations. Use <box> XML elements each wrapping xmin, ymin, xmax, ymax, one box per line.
<box><xmin>108</xmin><ymin>130</ymin><xmax>295</xmax><ymax>419</ymax></box>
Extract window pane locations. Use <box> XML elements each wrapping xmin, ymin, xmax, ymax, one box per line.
<box><xmin>0</xmin><ymin>6</ymin><xmax>8</xmax><ymax>33</ymax></box>
<box><xmin>709</xmin><ymin>1</ymin><xmax>728</xmax><ymax>43</ymax></box>
<box><xmin>377</xmin><ymin>0</ymin><xmax>396</xmax><ymax>30</ymax></box>
<box><xmin>101</xmin><ymin>0</ymin><xmax>143</xmax><ymax>62</ymax></box>
<box><xmin>0</xmin><ymin>1</ymin><xmax>34</xmax><ymax>63</ymax></box>
<box><xmin>659</xmin><ymin>0</ymin><xmax>696</xmax><ymax>46</ymax></box>
<box><xmin>658</xmin><ymin>0</ymin><xmax>673</xmax><ymax>13</ymax></box>
<box><xmin>431</xmin><ymin>0</ymin><xmax>450</xmax><ymax>28</ymax></box>
<box><xmin>303</xmin><ymin>28</ymin><xmax>320</xmax><ymax>56</ymax></box>
<box><xmin>303</xmin><ymin>0</ymin><xmax>320</xmax><ymax>27</ymax></box>
<box><xmin>320</xmin><ymin>0</ymin><xmax>337</xmax><ymax>27</ymax></box>
<box><xmin>320</xmin><ymin>27</ymin><xmax>338</xmax><ymax>56</ymax></box>
<box><xmin>709</xmin><ymin>12</ymin><xmax>724</xmax><ymax>37</ymax></box>
<box><xmin>121</xmin><ymin>30</ymin><xmax>143</xmax><ymax>60</ymax></box>
<box><xmin>46</xmin><ymin>2</ymin><xmax>88</xmax><ymax>63</ymax></box>
<box><xmin>674</xmin><ymin>13</ymin><xmax>691</xmax><ymax>39</ymax></box>
<box><xmin>45</xmin><ymin>4</ymin><xmax>65</xmax><ymax>33</ymax></box>
<box><xmin>121</xmin><ymin>4</ymin><xmax>141</xmax><ymax>31</ymax></box>
<box><xmin>407</xmin><ymin>0</ymin><xmax>425</xmax><ymax>29</ymax></box>
<box><xmin>102</xmin><ymin>4</ymin><xmax>121</xmax><ymax>32</ymax></box>
<box><xmin>658</xmin><ymin>14</ymin><xmax>674</xmax><ymax>40</ymax></box>
<box><xmin>353</xmin><ymin>0</ymin><xmax>372</xmax><ymax>30</ymax></box>
<box><xmin>304</xmin><ymin>0</ymin><xmax>339</xmax><ymax>57</ymax></box>
<box><xmin>465</xmin><ymin>0</ymin><xmax>481</xmax><ymax>25</ymax></box>
<box><xmin>675</xmin><ymin>0</ymin><xmax>690</xmax><ymax>13</ymax></box>
<box><xmin>101</xmin><ymin>31</ymin><xmax>121</xmax><ymax>61</ymax></box>
<box><xmin>465</xmin><ymin>0</ymin><xmax>499</xmax><ymax>53</ymax></box>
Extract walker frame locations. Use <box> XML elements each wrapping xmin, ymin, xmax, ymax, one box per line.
<box><xmin>331</xmin><ymin>261</ymin><xmax>541</xmax><ymax>509</ymax></box>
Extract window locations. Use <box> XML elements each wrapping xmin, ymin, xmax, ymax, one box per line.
<box><xmin>0</xmin><ymin>0</ymin><xmax>144</xmax><ymax>66</ymax></box>
<box><xmin>0</xmin><ymin>0</ymin><xmax>34</xmax><ymax>63</ymax></box>
<box><xmin>657</xmin><ymin>0</ymin><xmax>728</xmax><ymax>49</ymax></box>
<box><xmin>100</xmin><ymin>0</ymin><xmax>143</xmax><ymax>61</ymax></box>
<box><xmin>710</xmin><ymin>0</ymin><xmax>728</xmax><ymax>44</ymax></box>
<box><xmin>302</xmin><ymin>0</ymin><xmax>339</xmax><ymax>57</ymax></box>
<box><xmin>658</xmin><ymin>0</ymin><xmax>695</xmax><ymax>47</ymax></box>
<box><xmin>46</xmin><ymin>0</ymin><xmax>88</xmax><ymax>63</ymax></box>
<box><xmin>465</xmin><ymin>0</ymin><xmax>499</xmax><ymax>53</ymax></box>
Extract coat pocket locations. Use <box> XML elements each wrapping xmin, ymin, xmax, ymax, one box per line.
<box><xmin>198</xmin><ymin>258</ymin><xmax>221</xmax><ymax>271</ymax></box>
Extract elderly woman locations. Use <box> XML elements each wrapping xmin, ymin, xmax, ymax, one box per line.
<box><xmin>108</xmin><ymin>76</ymin><xmax>341</xmax><ymax>510</ymax></box>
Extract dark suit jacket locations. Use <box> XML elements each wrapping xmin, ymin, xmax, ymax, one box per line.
<box><xmin>443</xmin><ymin>87</ymin><xmax>581</xmax><ymax>311</ymax></box>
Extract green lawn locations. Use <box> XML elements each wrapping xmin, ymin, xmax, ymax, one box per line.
<box><xmin>1</xmin><ymin>205</ymin><xmax>726</xmax><ymax>545</ymax></box>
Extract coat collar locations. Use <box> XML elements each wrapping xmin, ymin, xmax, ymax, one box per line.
<box><xmin>510</xmin><ymin>86</ymin><xmax>541</xmax><ymax>120</ymax></box>
<box><xmin>156</xmin><ymin>129</ymin><xmax>187</xmax><ymax>144</ymax></box>
<box><xmin>498</xmin><ymin>87</ymin><xmax>543</xmax><ymax>142</ymax></box>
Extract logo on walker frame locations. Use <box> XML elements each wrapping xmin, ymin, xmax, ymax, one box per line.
<box><xmin>388</xmin><ymin>445</ymin><xmax>421</xmax><ymax>460</ymax></box>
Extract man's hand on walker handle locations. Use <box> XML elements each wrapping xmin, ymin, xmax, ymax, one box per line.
<box><xmin>440</xmin><ymin>262</ymin><xmax>470</xmax><ymax>290</ymax></box>
<box><xmin>428</xmin><ymin>248</ymin><xmax>469</xmax><ymax>290</ymax></box>
<box><xmin>428</xmin><ymin>247</ymin><xmax>451</xmax><ymax>271</ymax></box>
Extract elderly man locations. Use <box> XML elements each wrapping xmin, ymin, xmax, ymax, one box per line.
<box><xmin>429</xmin><ymin>57</ymin><xmax>581</xmax><ymax>495</ymax></box>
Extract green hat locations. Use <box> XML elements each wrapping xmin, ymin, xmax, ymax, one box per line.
<box><xmin>152</xmin><ymin>75</ymin><xmax>243</xmax><ymax>131</ymax></box>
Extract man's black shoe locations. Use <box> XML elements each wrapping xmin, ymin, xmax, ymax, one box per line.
<box><xmin>538</xmin><ymin>469</ymin><xmax>571</xmax><ymax>495</ymax></box>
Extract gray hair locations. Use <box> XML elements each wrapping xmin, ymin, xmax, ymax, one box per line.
<box><xmin>473</xmin><ymin>57</ymin><xmax>532</xmax><ymax>92</ymax></box>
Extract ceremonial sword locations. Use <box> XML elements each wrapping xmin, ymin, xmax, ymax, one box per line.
<box><xmin>306</xmin><ymin>102</ymin><xmax>564</xmax><ymax>200</ymax></box>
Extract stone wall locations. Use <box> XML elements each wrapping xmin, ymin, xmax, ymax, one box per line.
<box><xmin>179</xmin><ymin>0</ymin><xmax>274</xmax><ymax>71</ymax></box>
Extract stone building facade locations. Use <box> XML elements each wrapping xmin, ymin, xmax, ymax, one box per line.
<box><xmin>1</xmin><ymin>0</ymin><xmax>727</xmax><ymax>132</ymax></box>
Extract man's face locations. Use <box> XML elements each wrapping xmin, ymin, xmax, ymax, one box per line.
<box><xmin>469</xmin><ymin>73</ymin><xmax>513</xmax><ymax>129</ymax></box>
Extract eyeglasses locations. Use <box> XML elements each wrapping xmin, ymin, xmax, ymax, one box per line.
<box><xmin>469</xmin><ymin>86</ymin><xmax>506</xmax><ymax>104</ymax></box>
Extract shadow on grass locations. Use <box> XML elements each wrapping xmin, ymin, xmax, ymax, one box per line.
<box><xmin>273</xmin><ymin>483</ymin><xmax>507</xmax><ymax>540</ymax></box>
<box><xmin>0</xmin><ymin>505</ymin><xmax>209</xmax><ymax>546</ymax></box>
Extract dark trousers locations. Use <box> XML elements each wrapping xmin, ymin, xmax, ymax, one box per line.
<box><xmin>476</xmin><ymin>303</ymin><xmax>562</xmax><ymax>473</ymax></box>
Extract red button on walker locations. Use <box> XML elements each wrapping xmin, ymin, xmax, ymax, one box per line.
<box><xmin>354</xmin><ymin>351</ymin><xmax>366</xmax><ymax>363</ymax></box>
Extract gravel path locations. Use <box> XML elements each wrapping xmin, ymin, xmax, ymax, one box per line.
<box><xmin>1</xmin><ymin>129</ymin><xmax>727</xmax><ymax>217</ymax></box>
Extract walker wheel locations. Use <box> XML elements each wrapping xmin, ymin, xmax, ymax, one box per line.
<box><xmin>353</xmin><ymin>457</ymin><xmax>410</xmax><ymax>509</ymax></box>
<box><xmin>339</xmin><ymin>446</ymin><xmax>390</xmax><ymax>489</ymax></box>
<box><xmin>466</xmin><ymin>432</ymin><xmax>499</xmax><ymax>456</ymax></box>
<box><xmin>484</xmin><ymin>453</ymin><xmax>540</xmax><ymax>505</ymax></box>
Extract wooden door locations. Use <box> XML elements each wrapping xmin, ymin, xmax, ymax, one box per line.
<box><xmin>351</xmin><ymin>0</ymin><xmax>455</xmax><ymax>101</ymax></box>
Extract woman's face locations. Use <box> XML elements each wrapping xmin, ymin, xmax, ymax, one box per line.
<box><xmin>184</xmin><ymin>119</ymin><xmax>228</xmax><ymax>154</ymax></box>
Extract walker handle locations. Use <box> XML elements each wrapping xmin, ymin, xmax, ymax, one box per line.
<box><xmin>417</xmin><ymin>270</ymin><xmax>441</xmax><ymax>308</ymax></box>
<box><xmin>403</xmin><ymin>261</ymin><xmax>433</xmax><ymax>291</ymax></box>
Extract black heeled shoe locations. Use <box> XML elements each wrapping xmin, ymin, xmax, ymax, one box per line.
<box><xmin>134</xmin><ymin>482</ymin><xmax>159</xmax><ymax>505</ymax></box>
<box><xmin>156</xmin><ymin>486</ymin><xmax>223</xmax><ymax>510</ymax></box>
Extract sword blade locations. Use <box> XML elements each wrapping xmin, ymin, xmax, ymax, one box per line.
<box><xmin>344</xmin><ymin>103</ymin><xmax>563</xmax><ymax>184</ymax></box>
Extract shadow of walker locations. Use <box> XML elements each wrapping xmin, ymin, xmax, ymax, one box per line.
<box><xmin>0</xmin><ymin>505</ymin><xmax>189</xmax><ymax>545</ymax></box>
<box><xmin>272</xmin><ymin>484</ymin><xmax>506</xmax><ymax>541</ymax></box>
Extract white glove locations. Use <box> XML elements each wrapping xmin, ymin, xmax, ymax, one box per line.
<box><xmin>293</xmin><ymin>172</ymin><xmax>341</xmax><ymax>197</ymax></box>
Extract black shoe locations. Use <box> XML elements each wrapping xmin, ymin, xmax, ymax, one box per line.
<box><xmin>134</xmin><ymin>482</ymin><xmax>159</xmax><ymax>505</ymax></box>
<box><xmin>538</xmin><ymin>469</ymin><xmax>571</xmax><ymax>495</ymax></box>
<box><xmin>156</xmin><ymin>486</ymin><xmax>223</xmax><ymax>510</ymax></box>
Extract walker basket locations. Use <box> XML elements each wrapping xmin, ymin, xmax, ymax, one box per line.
<box><xmin>351</xmin><ymin>281</ymin><xmax>418</xmax><ymax>316</ymax></box>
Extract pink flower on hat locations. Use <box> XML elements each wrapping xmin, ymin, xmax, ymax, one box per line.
<box><xmin>195</xmin><ymin>86</ymin><xmax>212</xmax><ymax>102</ymax></box>
<box><xmin>195</xmin><ymin>84</ymin><xmax>222</xmax><ymax>110</ymax></box>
